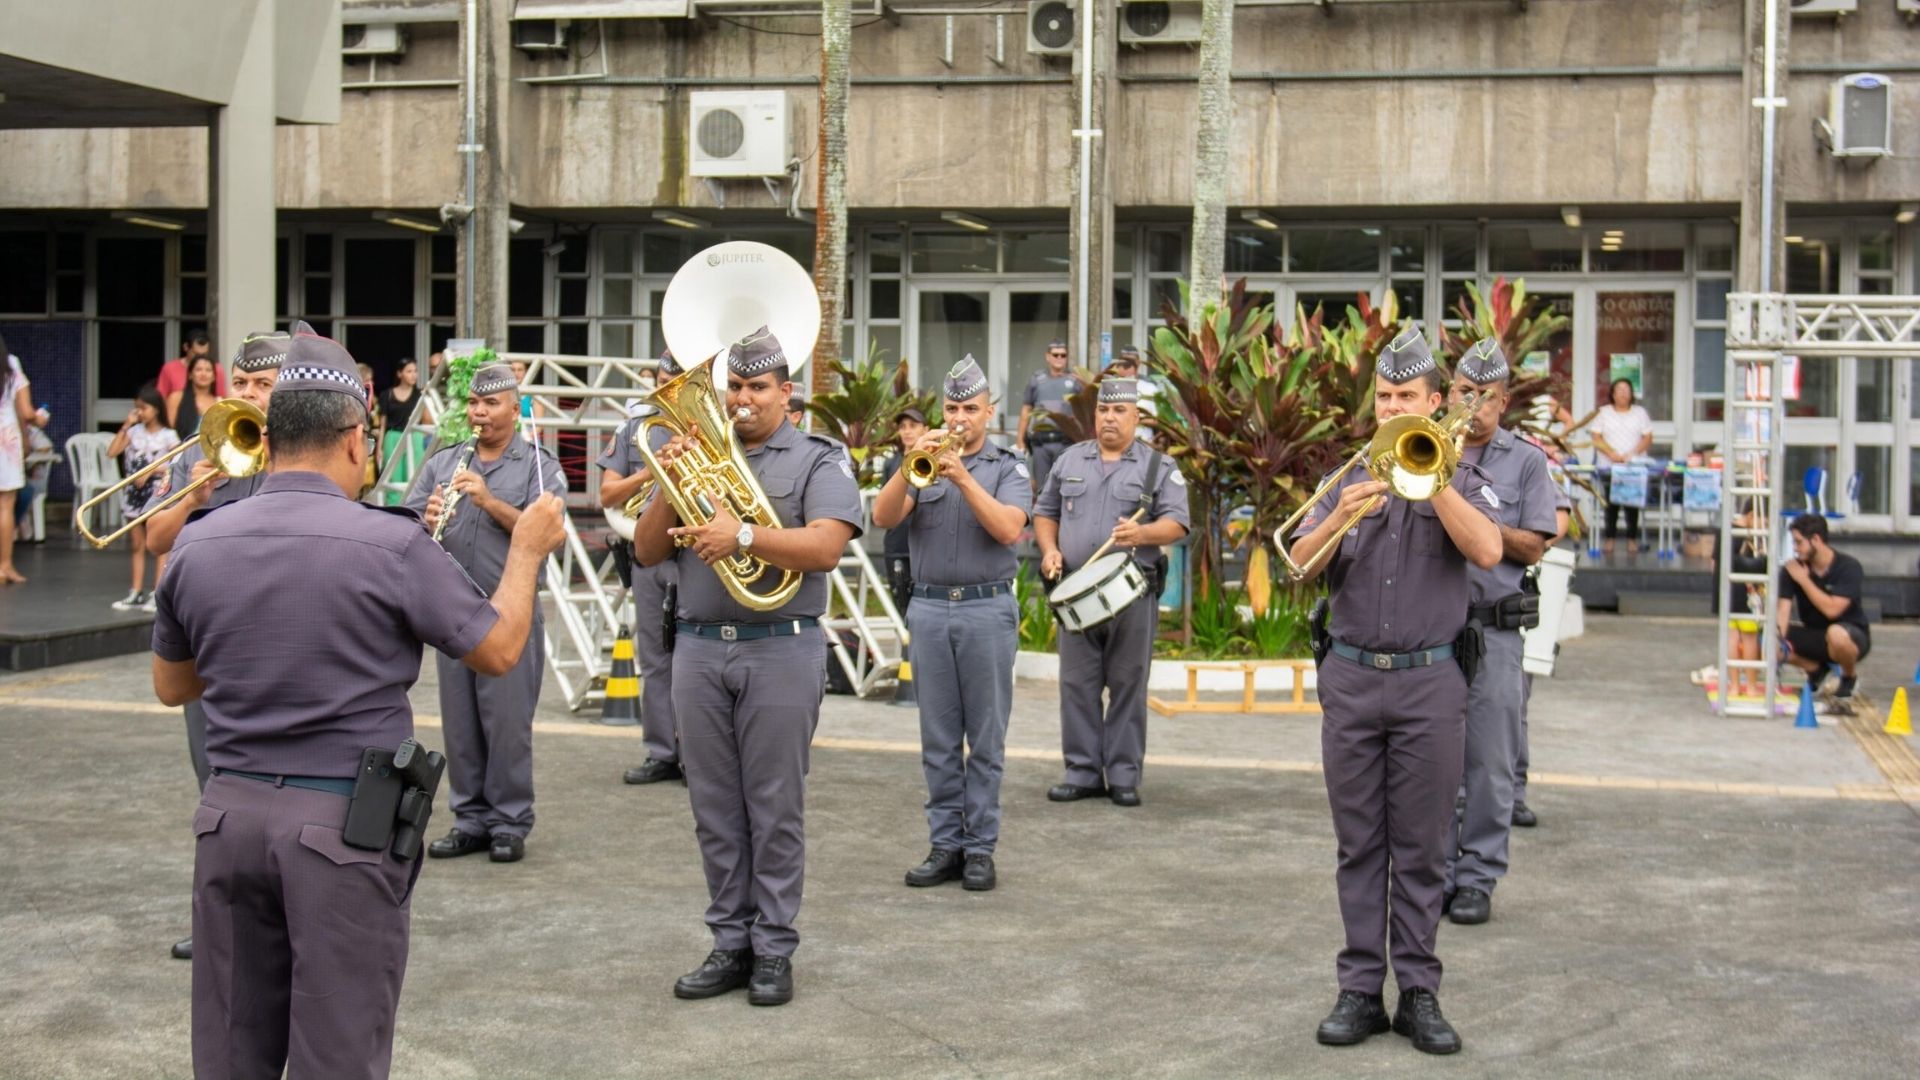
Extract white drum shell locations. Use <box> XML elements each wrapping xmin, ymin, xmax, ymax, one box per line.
<box><xmin>1047</xmin><ymin>552</ymin><xmax>1148</xmax><ymax>634</ymax></box>
<box><xmin>1521</xmin><ymin>546</ymin><xmax>1576</xmax><ymax>677</ymax></box>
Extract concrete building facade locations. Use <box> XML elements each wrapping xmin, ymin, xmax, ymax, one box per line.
<box><xmin>2</xmin><ymin>0</ymin><xmax>1918</xmax><ymax>528</ymax></box>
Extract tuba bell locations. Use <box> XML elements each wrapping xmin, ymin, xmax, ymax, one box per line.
<box><xmin>635</xmin><ymin>242</ymin><xmax>822</xmax><ymax>611</ymax></box>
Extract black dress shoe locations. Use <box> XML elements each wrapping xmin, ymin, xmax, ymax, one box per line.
<box><xmin>1047</xmin><ymin>783</ymin><xmax>1107</xmax><ymax>802</ymax></box>
<box><xmin>748</xmin><ymin>955</ymin><xmax>793</xmax><ymax>1006</ymax></box>
<box><xmin>674</xmin><ymin>948</ymin><xmax>755</xmax><ymax>1000</ymax></box>
<box><xmin>905</xmin><ymin>847</ymin><xmax>964</xmax><ymax>887</ymax></box>
<box><xmin>1448</xmin><ymin>886</ymin><xmax>1490</xmax><ymax>925</ymax></box>
<box><xmin>428</xmin><ymin>829</ymin><xmax>490</xmax><ymax>859</ymax></box>
<box><xmin>489</xmin><ymin>834</ymin><xmax>525</xmax><ymax>863</ymax></box>
<box><xmin>1393</xmin><ymin>988</ymin><xmax>1461</xmax><ymax>1054</ymax></box>
<box><xmin>1315</xmin><ymin>990</ymin><xmax>1390</xmax><ymax>1046</ymax></box>
<box><xmin>961</xmin><ymin>853</ymin><xmax>996</xmax><ymax>891</ymax></box>
<box><xmin>623</xmin><ymin>758</ymin><xmax>684</xmax><ymax>784</ymax></box>
<box><xmin>170</xmin><ymin>937</ymin><xmax>192</xmax><ymax>961</ymax></box>
<box><xmin>1511</xmin><ymin>800</ymin><xmax>1538</xmax><ymax>828</ymax></box>
<box><xmin>1108</xmin><ymin>786</ymin><xmax>1141</xmax><ymax>807</ymax></box>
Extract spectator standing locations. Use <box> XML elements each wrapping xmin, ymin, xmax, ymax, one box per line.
<box><xmin>107</xmin><ymin>383</ymin><xmax>180</xmax><ymax>611</ymax></box>
<box><xmin>2</xmin><ymin>336</ymin><xmax>52</xmax><ymax>583</ymax></box>
<box><xmin>1589</xmin><ymin>378</ymin><xmax>1654</xmax><ymax>556</ymax></box>
<box><xmin>167</xmin><ymin>354</ymin><xmax>220</xmax><ymax>438</ymax></box>
<box><xmin>156</xmin><ymin>328</ymin><xmax>226</xmax><ymax>400</ymax></box>
<box><xmin>378</xmin><ymin>357</ymin><xmax>430</xmax><ymax>505</ymax></box>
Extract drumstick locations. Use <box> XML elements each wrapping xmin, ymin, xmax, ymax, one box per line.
<box><xmin>1079</xmin><ymin>507</ymin><xmax>1148</xmax><ymax>569</ymax></box>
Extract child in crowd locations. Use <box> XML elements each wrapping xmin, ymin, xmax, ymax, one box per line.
<box><xmin>107</xmin><ymin>382</ymin><xmax>179</xmax><ymax>612</ymax></box>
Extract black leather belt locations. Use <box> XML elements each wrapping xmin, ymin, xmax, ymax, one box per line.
<box><xmin>213</xmin><ymin>768</ymin><xmax>356</xmax><ymax>796</ymax></box>
<box><xmin>1028</xmin><ymin>432</ymin><xmax>1068</xmax><ymax>445</ymax></box>
<box><xmin>676</xmin><ymin>617</ymin><xmax>819</xmax><ymax>642</ymax></box>
<box><xmin>1330</xmin><ymin>640</ymin><xmax>1457</xmax><ymax>671</ymax></box>
<box><xmin>910</xmin><ymin>581</ymin><xmax>1012</xmax><ymax>602</ymax></box>
<box><xmin>1468</xmin><ymin>604</ymin><xmax>1499</xmax><ymax>624</ymax></box>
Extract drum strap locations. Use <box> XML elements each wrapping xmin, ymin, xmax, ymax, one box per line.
<box><xmin>1138</xmin><ymin>451</ymin><xmax>1164</xmax><ymax>516</ymax></box>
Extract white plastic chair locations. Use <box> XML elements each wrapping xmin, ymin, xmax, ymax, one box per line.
<box><xmin>65</xmin><ymin>432</ymin><xmax>122</xmax><ymax>537</ymax></box>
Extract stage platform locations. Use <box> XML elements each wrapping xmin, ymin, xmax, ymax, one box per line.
<box><xmin>1564</xmin><ymin>533</ymin><xmax>1919</xmax><ymax>619</ymax></box>
<box><xmin>0</xmin><ymin>541</ymin><xmax>154</xmax><ymax>672</ymax></box>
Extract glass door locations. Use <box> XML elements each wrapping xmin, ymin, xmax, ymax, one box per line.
<box><xmin>1004</xmin><ymin>287</ymin><xmax>1070</xmax><ymax>430</ymax></box>
<box><xmin>1584</xmin><ymin>285</ymin><xmax>1684</xmax><ymax>457</ymax></box>
<box><xmin>910</xmin><ymin>283</ymin><xmax>1068</xmax><ymax>440</ymax></box>
<box><xmin>909</xmin><ymin>284</ymin><xmax>991</xmax><ymax>399</ymax></box>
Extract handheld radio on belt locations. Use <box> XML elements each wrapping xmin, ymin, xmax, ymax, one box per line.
<box><xmin>343</xmin><ymin>738</ymin><xmax>447</xmax><ymax>860</ymax></box>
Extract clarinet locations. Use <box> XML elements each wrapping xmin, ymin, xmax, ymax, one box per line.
<box><xmin>431</xmin><ymin>438</ymin><xmax>479</xmax><ymax>542</ymax></box>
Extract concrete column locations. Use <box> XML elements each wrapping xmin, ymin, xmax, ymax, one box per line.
<box><xmin>1068</xmin><ymin>0</ymin><xmax>1115</xmax><ymax>372</ymax></box>
<box><xmin>207</xmin><ymin>0</ymin><xmax>277</xmax><ymax>364</ymax></box>
<box><xmin>1738</xmin><ymin>0</ymin><xmax>1791</xmax><ymax>294</ymax></box>
<box><xmin>459</xmin><ymin>0</ymin><xmax>512</xmax><ymax>347</ymax></box>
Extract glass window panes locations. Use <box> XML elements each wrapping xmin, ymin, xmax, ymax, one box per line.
<box><xmin>559</xmin><ymin>321</ymin><xmax>589</xmax><ymax>356</ymax></box>
<box><xmin>1854</xmin><ymin>445</ymin><xmax>1889</xmax><ymax>515</ymax></box>
<box><xmin>869</xmin><ymin>278</ymin><xmax>901</xmax><ymax>320</ymax></box>
<box><xmin>1003</xmin><ymin>230</ymin><xmax>1069</xmax><ymax>273</ymax></box>
<box><xmin>431</xmin><ymin>234</ymin><xmax>456</xmax><ymax>275</ymax></box>
<box><xmin>1696</xmin><ymin>279</ymin><xmax>1731</xmax><ymax>321</ymax></box>
<box><xmin>1390</xmin><ymin>280</ymin><xmax>1424</xmax><ymax>324</ymax></box>
<box><xmin>1696</xmin><ymin>225</ymin><xmax>1735</xmax><ymax>272</ymax></box>
<box><xmin>1787</xmin><ymin>356</ymin><xmax>1838</xmax><ymax>418</ymax></box>
<box><xmin>180</xmin><ymin>277</ymin><xmax>206</xmax><ymax>317</ymax></box>
<box><xmin>508</xmin><ymin>238</ymin><xmax>544</xmax><ymax>318</ymax></box>
<box><xmin>55</xmin><ymin>232</ymin><xmax>83</xmax><ymax>272</ymax></box>
<box><xmin>557</xmin><ymin>239</ymin><xmax>587</xmax><ymax>274</ymax></box>
<box><xmin>1440</xmin><ymin>227</ymin><xmax>1477</xmax><ymax>272</ymax></box>
<box><xmin>0</xmin><ymin>232</ymin><xmax>47</xmax><ymax>313</ymax></box>
<box><xmin>1224</xmin><ymin>229</ymin><xmax>1285</xmax><ymax>274</ymax></box>
<box><xmin>98</xmin><ymin>321</ymin><xmax>169</xmax><ymax>398</ymax></box>
<box><xmin>911</xmin><ymin>232</ymin><xmax>999</xmax><ymax>274</ymax></box>
<box><xmin>344</xmin><ymin>238</ymin><xmax>415</xmax><ymax>317</ymax></box>
<box><xmin>868</xmin><ymin>231</ymin><xmax>902</xmax><ymax>274</ymax></box>
<box><xmin>1595</xmin><ymin>290</ymin><xmax>1675</xmax><ymax>421</ymax></box>
<box><xmin>431</xmin><ymin>279</ymin><xmax>455</xmax><ymax>318</ymax></box>
<box><xmin>602</xmin><ymin>279</ymin><xmax>633</xmax><ymax>317</ymax></box>
<box><xmin>1147</xmin><ymin>230</ymin><xmax>1183</xmax><ymax>273</ymax></box>
<box><xmin>864</xmin><ymin>324</ymin><xmax>902</xmax><ymax>367</ymax></box>
<box><xmin>601</xmin><ymin>232</ymin><xmax>632</xmax><ymax>275</ymax></box>
<box><xmin>96</xmin><ymin>238</ymin><xmax>165</xmax><ymax>316</ymax></box>
<box><xmin>507</xmin><ymin>324</ymin><xmax>545</xmax><ymax>352</ymax></box>
<box><xmin>54</xmin><ymin>274</ymin><xmax>83</xmax><ymax>313</ymax></box>
<box><xmin>304</xmin><ymin>276</ymin><xmax>332</xmax><ymax>316</ymax></box>
<box><xmin>558</xmin><ymin>277</ymin><xmax>587</xmax><ymax>317</ymax></box>
<box><xmin>1488</xmin><ymin>226</ymin><xmax>1582</xmax><ymax>273</ymax></box>
<box><xmin>179</xmin><ymin>235</ymin><xmax>207</xmax><ymax>274</ymax></box>
<box><xmin>1389</xmin><ymin>228</ymin><xmax>1425</xmax><ymax>273</ymax></box>
<box><xmin>1151</xmin><ymin>278</ymin><xmax>1182</xmax><ymax>322</ymax></box>
<box><xmin>1858</xmin><ymin>228</ymin><xmax>1894</xmax><ymax>272</ymax></box>
<box><xmin>1589</xmin><ymin>225</ymin><xmax>1685</xmax><ymax>273</ymax></box>
<box><xmin>303</xmin><ymin>233</ymin><xmax>333</xmax><ymax>274</ymax></box>
<box><xmin>1693</xmin><ymin>327</ymin><xmax>1725</xmax><ymax>395</ymax></box>
<box><xmin>1441</xmin><ymin>279</ymin><xmax>1474</xmax><ymax>323</ymax></box>
<box><xmin>1113</xmin><ymin>281</ymin><xmax>1132</xmax><ymax>320</ymax></box>
<box><xmin>1859</xmin><ymin>277</ymin><xmax>1893</xmax><ymax>296</ymax></box>
<box><xmin>1785</xmin><ymin>233</ymin><xmax>1840</xmax><ymax>293</ymax></box>
<box><xmin>643</xmin><ymin>232</ymin><xmax>699</xmax><ymax>274</ymax></box>
<box><xmin>1113</xmin><ymin>228</ymin><xmax>1137</xmax><ymax>276</ymax></box>
<box><xmin>275</xmin><ymin>239</ymin><xmax>290</xmax><ymax>317</ymax></box>
<box><xmin>1856</xmin><ymin>357</ymin><xmax>1893</xmax><ymax>422</ymax></box>
<box><xmin>1783</xmin><ymin>445</ymin><xmax>1835</xmax><ymax>501</ymax></box>
<box><xmin>1007</xmin><ymin>291</ymin><xmax>1071</xmax><ymax>408</ymax></box>
<box><xmin>1289</xmin><ymin>228</ymin><xmax>1379</xmax><ymax>273</ymax></box>
<box><xmin>600</xmin><ymin>323</ymin><xmax>632</xmax><ymax>358</ymax></box>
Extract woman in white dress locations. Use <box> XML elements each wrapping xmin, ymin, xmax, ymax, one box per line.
<box><xmin>1589</xmin><ymin>377</ymin><xmax>1655</xmax><ymax>555</ymax></box>
<box><xmin>1</xmin><ymin>335</ymin><xmax>52</xmax><ymax>585</ymax></box>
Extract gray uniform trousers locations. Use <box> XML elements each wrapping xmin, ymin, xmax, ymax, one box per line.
<box><xmin>192</xmin><ymin>774</ymin><xmax>416</xmax><ymax>1080</ymax></box>
<box><xmin>1029</xmin><ymin>440</ymin><xmax>1066</xmax><ymax>490</ymax></box>
<box><xmin>909</xmin><ymin>592</ymin><xmax>1017</xmax><ymax>854</ymax></box>
<box><xmin>184</xmin><ymin>701</ymin><xmax>212</xmax><ymax>791</ymax></box>
<box><xmin>434</xmin><ymin>619</ymin><xmax>543</xmax><ymax>839</ymax></box>
<box><xmin>631</xmin><ymin>563</ymin><xmax>678</xmax><ymax>763</ymax></box>
<box><xmin>674</xmin><ymin>632</ymin><xmax>819</xmax><ymax>958</ymax></box>
<box><xmin>1516</xmin><ymin>672</ymin><xmax>1533</xmax><ymax>803</ymax></box>
<box><xmin>1056</xmin><ymin>591</ymin><xmax>1155</xmax><ymax>789</ymax></box>
<box><xmin>1446</xmin><ymin>628</ymin><xmax>1526</xmax><ymax>895</ymax></box>
<box><xmin>1319</xmin><ymin>655</ymin><xmax>1468</xmax><ymax>994</ymax></box>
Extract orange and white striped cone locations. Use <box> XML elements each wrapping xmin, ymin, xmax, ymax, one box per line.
<box><xmin>599</xmin><ymin>624</ymin><xmax>641</xmax><ymax>726</ymax></box>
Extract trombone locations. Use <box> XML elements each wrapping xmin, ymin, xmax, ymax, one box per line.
<box><xmin>903</xmin><ymin>430</ymin><xmax>963</xmax><ymax>489</ymax></box>
<box><xmin>1274</xmin><ymin>391</ymin><xmax>1484</xmax><ymax>582</ymax></box>
<box><xmin>77</xmin><ymin>399</ymin><xmax>268</xmax><ymax>549</ymax></box>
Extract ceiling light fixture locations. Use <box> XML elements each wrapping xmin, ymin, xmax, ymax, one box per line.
<box><xmin>373</xmin><ymin>211</ymin><xmax>442</xmax><ymax>234</ymax></box>
<box><xmin>111</xmin><ymin>210</ymin><xmax>187</xmax><ymax>232</ymax></box>
<box><xmin>1561</xmin><ymin>206</ymin><xmax>1582</xmax><ymax>228</ymax></box>
<box><xmin>1897</xmin><ymin>203</ymin><xmax>1918</xmax><ymax>225</ymax></box>
<box><xmin>940</xmin><ymin>210</ymin><xmax>992</xmax><ymax>232</ymax></box>
<box><xmin>1240</xmin><ymin>209</ymin><xmax>1279</xmax><ymax>231</ymax></box>
<box><xmin>651</xmin><ymin>211</ymin><xmax>709</xmax><ymax>230</ymax></box>
<box><xmin>1785</xmin><ymin>235</ymin><xmax>1804</xmax><ymax>244</ymax></box>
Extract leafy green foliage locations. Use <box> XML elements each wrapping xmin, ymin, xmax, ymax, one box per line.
<box><xmin>1015</xmin><ymin>560</ymin><xmax>1058</xmax><ymax>653</ymax></box>
<box><xmin>436</xmin><ymin>347</ymin><xmax>497</xmax><ymax>442</ymax></box>
<box><xmin>806</xmin><ymin>340</ymin><xmax>933</xmax><ymax>485</ymax></box>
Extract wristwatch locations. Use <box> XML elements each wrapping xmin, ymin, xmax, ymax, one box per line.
<box><xmin>736</xmin><ymin>522</ymin><xmax>755</xmax><ymax>552</ymax></box>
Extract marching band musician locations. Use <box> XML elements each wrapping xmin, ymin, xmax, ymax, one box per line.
<box><xmin>631</xmin><ymin>326</ymin><xmax>864</xmax><ymax>1007</ymax></box>
<box><xmin>871</xmin><ymin>356</ymin><xmax>1031</xmax><ymax>892</ymax></box>
<box><xmin>152</xmin><ymin>328</ymin><xmax>566</xmax><ymax>1080</ymax></box>
<box><xmin>407</xmin><ymin>363</ymin><xmax>567</xmax><ymax>865</ymax></box>
<box><xmin>1440</xmin><ymin>341</ymin><xmax>1564</xmax><ymax>928</ymax></box>
<box><xmin>1033</xmin><ymin>377</ymin><xmax>1189</xmax><ymax>808</ymax></box>
<box><xmin>1288</xmin><ymin>328</ymin><xmax>1501</xmax><ymax>1056</ymax></box>
<box><xmin>598</xmin><ymin>351</ymin><xmax>685</xmax><ymax>787</ymax></box>
<box><xmin>145</xmin><ymin>327</ymin><xmax>290</xmax><ymax>963</ymax></box>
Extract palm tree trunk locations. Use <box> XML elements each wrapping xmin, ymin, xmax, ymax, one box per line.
<box><xmin>812</xmin><ymin>0</ymin><xmax>851</xmax><ymax>397</ymax></box>
<box><xmin>1187</xmin><ymin>0</ymin><xmax>1234</xmax><ymax>314</ymax></box>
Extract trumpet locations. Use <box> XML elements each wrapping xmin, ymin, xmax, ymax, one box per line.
<box><xmin>903</xmin><ymin>430</ymin><xmax>963</xmax><ymax>489</ymax></box>
<box><xmin>1274</xmin><ymin>392</ymin><xmax>1484</xmax><ymax>581</ymax></box>
<box><xmin>77</xmin><ymin>399</ymin><xmax>267</xmax><ymax>549</ymax></box>
<box><xmin>430</xmin><ymin>438</ymin><xmax>479</xmax><ymax>543</ymax></box>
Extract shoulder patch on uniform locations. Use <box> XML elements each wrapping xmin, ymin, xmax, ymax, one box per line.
<box><xmin>837</xmin><ymin>451</ymin><xmax>855</xmax><ymax>479</ymax></box>
<box><xmin>1480</xmin><ymin>485</ymin><xmax>1500</xmax><ymax>510</ymax></box>
<box><xmin>1169</xmin><ymin>470</ymin><xmax>1186</xmax><ymax>486</ymax></box>
<box><xmin>1015</xmin><ymin>461</ymin><xmax>1030</xmax><ymax>480</ymax></box>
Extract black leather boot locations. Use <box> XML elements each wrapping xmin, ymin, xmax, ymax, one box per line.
<box><xmin>1393</xmin><ymin>988</ymin><xmax>1462</xmax><ymax>1055</ymax></box>
<box><xmin>1315</xmin><ymin>990</ymin><xmax>1389</xmax><ymax>1046</ymax></box>
<box><xmin>905</xmin><ymin>847</ymin><xmax>964</xmax><ymax>887</ymax></box>
<box><xmin>673</xmin><ymin>948</ymin><xmax>755</xmax><ymax>1000</ymax></box>
<box><xmin>748</xmin><ymin>955</ymin><xmax>793</xmax><ymax>1006</ymax></box>
<box><xmin>961</xmin><ymin>853</ymin><xmax>996</xmax><ymax>891</ymax></box>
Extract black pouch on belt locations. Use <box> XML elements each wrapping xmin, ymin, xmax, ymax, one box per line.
<box><xmin>389</xmin><ymin>738</ymin><xmax>446</xmax><ymax>862</ymax></box>
<box><xmin>661</xmin><ymin>582</ymin><xmax>677</xmax><ymax>653</ymax></box>
<box><xmin>1456</xmin><ymin>619</ymin><xmax>1486</xmax><ymax>684</ymax></box>
<box><xmin>609</xmin><ymin>537</ymin><xmax>633</xmax><ymax>590</ymax></box>
<box><xmin>1309</xmin><ymin>597</ymin><xmax>1332</xmax><ymax>667</ymax></box>
<box><xmin>1495</xmin><ymin>591</ymin><xmax>1541</xmax><ymax>630</ymax></box>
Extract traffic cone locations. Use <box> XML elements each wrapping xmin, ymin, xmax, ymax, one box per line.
<box><xmin>1794</xmin><ymin>686</ymin><xmax>1820</xmax><ymax>729</ymax></box>
<box><xmin>599</xmin><ymin>625</ymin><xmax>640</xmax><ymax>726</ymax></box>
<box><xmin>1885</xmin><ymin>687</ymin><xmax>1913</xmax><ymax>737</ymax></box>
<box><xmin>891</xmin><ymin>640</ymin><xmax>918</xmax><ymax>709</ymax></box>
<box><xmin>1912</xmin><ymin>657</ymin><xmax>1920</xmax><ymax>684</ymax></box>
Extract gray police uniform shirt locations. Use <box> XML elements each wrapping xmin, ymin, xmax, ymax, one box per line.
<box><xmin>167</xmin><ymin>441</ymin><xmax>265</xmax><ymax>511</ymax></box>
<box><xmin>405</xmin><ymin>437</ymin><xmax>567</xmax><ymax>593</ymax></box>
<box><xmin>153</xmin><ymin>471</ymin><xmax>500</xmax><ymax>778</ymax></box>
<box><xmin>1034</xmin><ymin>440</ymin><xmax>1190</xmax><ymax>572</ymax></box>
<box><xmin>673</xmin><ymin>420</ymin><xmax>865</xmax><ymax>625</ymax></box>
<box><xmin>1292</xmin><ymin>459</ymin><xmax>1498</xmax><ymax>653</ymax></box>
<box><xmin>1460</xmin><ymin>428</ymin><xmax>1563</xmax><ymax>606</ymax></box>
<box><xmin>1023</xmin><ymin>370</ymin><xmax>1081</xmax><ymax>434</ymax></box>
<box><xmin>902</xmin><ymin>442</ymin><xmax>1031</xmax><ymax>587</ymax></box>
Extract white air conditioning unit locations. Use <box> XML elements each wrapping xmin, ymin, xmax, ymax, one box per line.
<box><xmin>1827</xmin><ymin>73</ymin><xmax>1893</xmax><ymax>158</ymax></box>
<box><xmin>513</xmin><ymin>18</ymin><xmax>571</xmax><ymax>56</ymax></box>
<box><xmin>689</xmin><ymin>91</ymin><xmax>790</xmax><ymax>178</ymax></box>
<box><xmin>1789</xmin><ymin>0</ymin><xmax>1857</xmax><ymax>15</ymax></box>
<box><xmin>1899</xmin><ymin>0</ymin><xmax>1920</xmax><ymax>19</ymax></box>
<box><xmin>1119</xmin><ymin>1</ymin><xmax>1202</xmax><ymax>46</ymax></box>
<box><xmin>1027</xmin><ymin>0</ymin><xmax>1075</xmax><ymax>57</ymax></box>
<box><xmin>342</xmin><ymin>23</ymin><xmax>408</xmax><ymax>58</ymax></box>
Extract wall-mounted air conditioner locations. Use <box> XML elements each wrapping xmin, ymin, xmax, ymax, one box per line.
<box><xmin>1119</xmin><ymin>1</ymin><xmax>1202</xmax><ymax>46</ymax></box>
<box><xmin>1898</xmin><ymin>0</ymin><xmax>1920</xmax><ymax>19</ymax></box>
<box><xmin>1826</xmin><ymin>73</ymin><xmax>1893</xmax><ymax>158</ymax></box>
<box><xmin>689</xmin><ymin>91</ymin><xmax>790</xmax><ymax>178</ymax></box>
<box><xmin>1788</xmin><ymin>0</ymin><xmax>1856</xmax><ymax>15</ymax></box>
<box><xmin>342</xmin><ymin>23</ymin><xmax>408</xmax><ymax>58</ymax></box>
<box><xmin>1027</xmin><ymin>0</ymin><xmax>1075</xmax><ymax>57</ymax></box>
<box><xmin>513</xmin><ymin>18</ymin><xmax>572</xmax><ymax>56</ymax></box>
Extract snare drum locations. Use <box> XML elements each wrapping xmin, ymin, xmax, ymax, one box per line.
<box><xmin>1047</xmin><ymin>552</ymin><xmax>1148</xmax><ymax>633</ymax></box>
<box><xmin>1520</xmin><ymin>546</ymin><xmax>1576</xmax><ymax>677</ymax></box>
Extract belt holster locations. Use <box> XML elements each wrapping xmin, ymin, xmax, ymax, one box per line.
<box><xmin>1456</xmin><ymin>619</ymin><xmax>1486</xmax><ymax>684</ymax></box>
<box><xmin>389</xmin><ymin>739</ymin><xmax>446</xmax><ymax>862</ymax></box>
<box><xmin>609</xmin><ymin>537</ymin><xmax>633</xmax><ymax>590</ymax></box>
<box><xmin>661</xmin><ymin>582</ymin><xmax>677</xmax><ymax>654</ymax></box>
<box><xmin>343</xmin><ymin>738</ymin><xmax>446</xmax><ymax>861</ymax></box>
<box><xmin>1309</xmin><ymin>597</ymin><xmax>1332</xmax><ymax>667</ymax></box>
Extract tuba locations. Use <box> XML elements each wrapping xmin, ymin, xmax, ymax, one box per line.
<box><xmin>636</xmin><ymin>242</ymin><xmax>821</xmax><ymax>611</ymax></box>
<box><xmin>1274</xmin><ymin>391</ymin><xmax>1485</xmax><ymax>581</ymax></box>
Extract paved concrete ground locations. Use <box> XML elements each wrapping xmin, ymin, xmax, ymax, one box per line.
<box><xmin>2</xmin><ymin>615</ymin><xmax>1917</xmax><ymax>1078</ymax></box>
